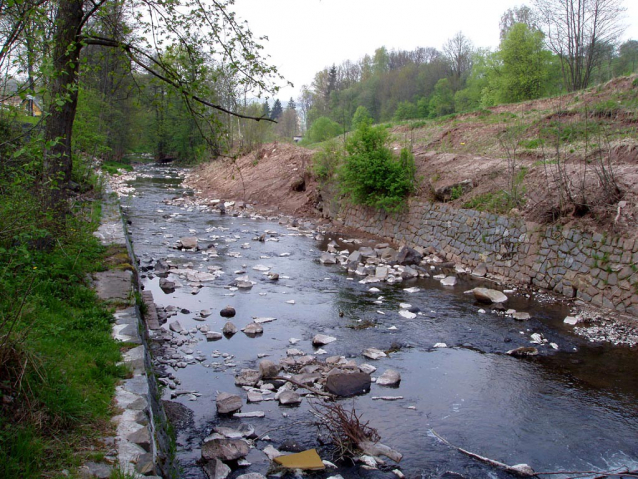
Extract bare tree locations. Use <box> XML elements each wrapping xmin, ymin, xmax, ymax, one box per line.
<box><xmin>500</xmin><ymin>5</ymin><xmax>540</xmax><ymax>41</ymax></box>
<box><xmin>442</xmin><ymin>31</ymin><xmax>474</xmax><ymax>91</ymax></box>
<box><xmin>533</xmin><ymin>0</ymin><xmax>626</xmax><ymax>91</ymax></box>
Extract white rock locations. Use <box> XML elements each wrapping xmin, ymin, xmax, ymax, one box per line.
<box><xmin>376</xmin><ymin>369</ymin><xmax>401</xmax><ymax>386</ymax></box>
<box><xmin>440</xmin><ymin>276</ymin><xmax>457</xmax><ymax>286</ymax></box>
<box><xmin>363</xmin><ymin>348</ymin><xmax>387</xmax><ymax>360</ymax></box>
<box><xmin>433</xmin><ymin>343</ymin><xmax>447</xmax><ymax>348</ymax></box>
<box><xmin>564</xmin><ymin>316</ymin><xmax>580</xmax><ymax>325</ymax></box>
<box><xmin>399</xmin><ymin>310</ymin><xmax>416</xmax><ymax>319</ymax></box>
<box><xmin>313</xmin><ymin>334</ymin><xmax>337</xmax><ymax>346</ymax></box>
<box><xmin>403</xmin><ymin>287</ymin><xmax>420</xmax><ymax>293</ymax></box>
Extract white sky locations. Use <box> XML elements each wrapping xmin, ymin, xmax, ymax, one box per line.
<box><xmin>232</xmin><ymin>0</ymin><xmax>638</xmax><ymax>103</ymax></box>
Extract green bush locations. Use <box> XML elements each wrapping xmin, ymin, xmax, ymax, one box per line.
<box><xmin>304</xmin><ymin>116</ymin><xmax>342</xmax><ymax>144</ymax></box>
<box><xmin>312</xmin><ymin>139</ymin><xmax>344</xmax><ymax>180</ymax></box>
<box><xmin>338</xmin><ymin>121</ymin><xmax>416</xmax><ymax>212</ymax></box>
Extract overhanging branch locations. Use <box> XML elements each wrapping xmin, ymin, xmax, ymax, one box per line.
<box><xmin>81</xmin><ymin>35</ymin><xmax>276</xmax><ymax>123</ymax></box>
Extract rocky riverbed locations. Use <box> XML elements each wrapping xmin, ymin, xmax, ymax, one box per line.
<box><xmin>111</xmin><ymin>165</ymin><xmax>638</xmax><ymax>479</ymax></box>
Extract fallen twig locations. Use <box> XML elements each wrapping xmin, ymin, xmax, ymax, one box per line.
<box><xmin>430</xmin><ymin>430</ymin><xmax>638</xmax><ymax>478</ymax></box>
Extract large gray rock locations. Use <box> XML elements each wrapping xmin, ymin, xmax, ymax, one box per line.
<box><xmin>235</xmin><ymin>369</ymin><xmax>262</xmax><ymax>387</ymax></box>
<box><xmin>312</xmin><ymin>334</ymin><xmax>337</xmax><ymax>346</ymax></box>
<box><xmin>319</xmin><ymin>252</ymin><xmax>337</xmax><ymax>264</ymax></box>
<box><xmin>216</xmin><ymin>392</ymin><xmax>243</xmax><ymax>414</ymax></box>
<box><xmin>278</xmin><ymin>390</ymin><xmax>302</xmax><ymax>405</ymax></box>
<box><xmin>222</xmin><ymin>321</ymin><xmax>238</xmax><ymax>335</ymax></box>
<box><xmin>396</xmin><ymin>246</ymin><xmax>423</xmax><ymax>265</ymax></box>
<box><xmin>358</xmin><ymin>247</ymin><xmax>377</xmax><ymax>259</ymax></box>
<box><xmin>220</xmin><ymin>306</ymin><xmax>236</xmax><ymax>318</ymax></box>
<box><xmin>472</xmin><ymin>287</ymin><xmax>508</xmax><ymax>304</ymax></box>
<box><xmin>179</xmin><ymin>236</ymin><xmax>199</xmax><ymax>250</ymax></box>
<box><xmin>472</xmin><ymin>263</ymin><xmax>488</xmax><ymax>277</ymax></box>
<box><xmin>376</xmin><ymin>369</ymin><xmax>401</xmax><ymax>387</ymax></box>
<box><xmin>168</xmin><ymin>321</ymin><xmax>183</xmax><ymax>333</ymax></box>
<box><xmin>203</xmin><ymin>459</ymin><xmax>231</xmax><ymax>479</ymax></box>
<box><xmin>325</xmin><ymin>372</ymin><xmax>371</xmax><ymax>397</ymax></box>
<box><xmin>362</xmin><ymin>348</ymin><xmax>387</xmax><ymax>360</ymax></box>
<box><xmin>201</xmin><ymin>438</ymin><xmax>249</xmax><ymax>461</ymax></box>
<box><xmin>159</xmin><ymin>278</ymin><xmax>176</xmax><ymax>293</ymax></box>
<box><xmin>242</xmin><ymin>322</ymin><xmax>264</xmax><ymax>335</ymax></box>
<box><xmin>259</xmin><ymin>360</ymin><xmax>281</xmax><ymax>379</ymax></box>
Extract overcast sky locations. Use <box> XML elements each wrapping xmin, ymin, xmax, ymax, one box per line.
<box><xmin>232</xmin><ymin>0</ymin><xmax>638</xmax><ymax>103</ymax></box>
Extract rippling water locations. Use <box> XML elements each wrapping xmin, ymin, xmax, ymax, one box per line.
<box><xmin>122</xmin><ymin>165</ymin><xmax>638</xmax><ymax>479</ymax></box>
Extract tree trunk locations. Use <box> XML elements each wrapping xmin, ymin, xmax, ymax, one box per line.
<box><xmin>42</xmin><ymin>0</ymin><xmax>84</xmax><ymax>213</ymax></box>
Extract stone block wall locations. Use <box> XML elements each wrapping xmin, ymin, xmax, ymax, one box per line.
<box><xmin>340</xmin><ymin>200</ymin><xmax>638</xmax><ymax>316</ymax></box>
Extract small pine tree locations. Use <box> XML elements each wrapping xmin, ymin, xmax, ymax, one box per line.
<box><xmin>262</xmin><ymin>101</ymin><xmax>271</xmax><ymax>118</ymax></box>
<box><xmin>271</xmin><ymin>99</ymin><xmax>283</xmax><ymax>120</ymax></box>
<box><xmin>287</xmin><ymin>97</ymin><xmax>296</xmax><ymax>110</ymax></box>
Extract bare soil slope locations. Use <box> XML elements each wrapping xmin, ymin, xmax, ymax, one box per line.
<box><xmin>187</xmin><ymin>76</ymin><xmax>638</xmax><ymax>237</ymax></box>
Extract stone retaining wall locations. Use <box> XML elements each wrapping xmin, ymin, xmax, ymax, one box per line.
<box><xmin>339</xmin><ymin>200</ymin><xmax>638</xmax><ymax>316</ymax></box>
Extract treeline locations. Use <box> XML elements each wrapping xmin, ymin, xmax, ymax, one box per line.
<box><xmin>298</xmin><ymin>3</ymin><xmax>638</xmax><ymax>135</ymax></box>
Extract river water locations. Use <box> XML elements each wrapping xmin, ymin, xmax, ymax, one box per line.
<box><xmin>121</xmin><ymin>165</ymin><xmax>638</xmax><ymax>479</ymax></box>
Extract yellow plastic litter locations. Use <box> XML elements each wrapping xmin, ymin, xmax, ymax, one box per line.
<box><xmin>273</xmin><ymin>448</ymin><xmax>325</xmax><ymax>470</ymax></box>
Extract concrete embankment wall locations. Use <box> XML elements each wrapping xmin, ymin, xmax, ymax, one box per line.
<box><xmin>93</xmin><ymin>192</ymin><xmax>173</xmax><ymax>478</ymax></box>
<box><xmin>338</xmin><ymin>200</ymin><xmax>638</xmax><ymax>316</ymax></box>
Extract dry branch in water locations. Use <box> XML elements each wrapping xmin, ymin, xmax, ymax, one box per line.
<box><xmin>431</xmin><ymin>429</ymin><xmax>638</xmax><ymax>478</ymax></box>
<box><xmin>311</xmin><ymin>401</ymin><xmax>380</xmax><ymax>461</ymax></box>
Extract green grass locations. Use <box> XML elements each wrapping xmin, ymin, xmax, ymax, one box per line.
<box><xmin>0</xmin><ymin>164</ymin><xmax>126</xmax><ymax>477</ymax></box>
<box><xmin>462</xmin><ymin>190</ymin><xmax>523</xmax><ymax>214</ymax></box>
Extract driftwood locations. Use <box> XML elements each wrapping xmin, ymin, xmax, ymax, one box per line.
<box><xmin>431</xmin><ymin>430</ymin><xmax>638</xmax><ymax>478</ymax></box>
<box><xmin>431</xmin><ymin>429</ymin><xmax>536</xmax><ymax>477</ymax></box>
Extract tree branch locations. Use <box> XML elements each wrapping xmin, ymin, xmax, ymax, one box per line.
<box><xmin>80</xmin><ymin>35</ymin><xmax>276</xmax><ymax>123</ymax></box>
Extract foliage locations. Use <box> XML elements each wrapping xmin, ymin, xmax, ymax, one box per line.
<box><xmin>338</xmin><ymin>121</ymin><xmax>416</xmax><ymax>212</ymax></box>
<box><xmin>311</xmin><ymin>139</ymin><xmax>344</xmax><ymax>180</ymax></box>
<box><xmin>351</xmin><ymin>105</ymin><xmax>372</xmax><ymax>129</ymax></box>
<box><xmin>304</xmin><ymin>117</ymin><xmax>342</xmax><ymax>144</ymax></box>
<box><xmin>430</xmin><ymin>78</ymin><xmax>455</xmax><ymax>117</ymax></box>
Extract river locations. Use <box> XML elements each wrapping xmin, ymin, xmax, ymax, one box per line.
<box><xmin>120</xmin><ymin>165</ymin><xmax>638</xmax><ymax>479</ymax></box>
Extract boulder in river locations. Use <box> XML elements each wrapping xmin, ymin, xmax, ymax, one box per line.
<box><xmin>472</xmin><ymin>263</ymin><xmax>488</xmax><ymax>277</ymax></box>
<box><xmin>506</xmin><ymin>346</ymin><xmax>539</xmax><ymax>357</ymax></box>
<box><xmin>376</xmin><ymin>369</ymin><xmax>401</xmax><ymax>387</ymax></box>
<box><xmin>396</xmin><ymin>246</ymin><xmax>423</xmax><ymax>265</ymax></box>
<box><xmin>159</xmin><ymin>278</ymin><xmax>175</xmax><ymax>293</ymax></box>
<box><xmin>202</xmin><ymin>459</ymin><xmax>230</xmax><ymax>479</ymax></box>
<box><xmin>363</xmin><ymin>348</ymin><xmax>387</xmax><ymax>360</ymax></box>
<box><xmin>235</xmin><ymin>369</ymin><xmax>262</xmax><ymax>387</ymax></box>
<box><xmin>216</xmin><ymin>392</ymin><xmax>243</xmax><ymax>414</ymax></box>
<box><xmin>169</xmin><ymin>321</ymin><xmax>184</xmax><ymax>333</ymax></box>
<box><xmin>220</xmin><ymin>306</ymin><xmax>236</xmax><ymax>318</ymax></box>
<box><xmin>259</xmin><ymin>360</ymin><xmax>281</xmax><ymax>379</ymax></box>
<box><xmin>319</xmin><ymin>253</ymin><xmax>337</xmax><ymax>265</ymax></box>
<box><xmin>222</xmin><ymin>321</ymin><xmax>238</xmax><ymax>336</ymax></box>
<box><xmin>312</xmin><ymin>334</ymin><xmax>337</xmax><ymax>346</ymax></box>
<box><xmin>178</xmin><ymin>236</ymin><xmax>198</xmax><ymax>250</ymax></box>
<box><xmin>471</xmin><ymin>287</ymin><xmax>508</xmax><ymax>304</ymax></box>
<box><xmin>201</xmin><ymin>437</ymin><xmax>249</xmax><ymax>461</ymax></box>
<box><xmin>242</xmin><ymin>323</ymin><xmax>264</xmax><ymax>336</ymax></box>
<box><xmin>278</xmin><ymin>390</ymin><xmax>302</xmax><ymax>406</ymax></box>
<box><xmin>325</xmin><ymin>372</ymin><xmax>371</xmax><ymax>397</ymax></box>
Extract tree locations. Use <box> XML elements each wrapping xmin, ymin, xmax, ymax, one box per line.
<box><xmin>500</xmin><ymin>5</ymin><xmax>539</xmax><ymax>41</ymax></box>
<box><xmin>351</xmin><ymin>105</ymin><xmax>372</xmax><ymax>129</ymax></box>
<box><xmin>443</xmin><ymin>32</ymin><xmax>474</xmax><ymax>91</ymax></box>
<box><xmin>533</xmin><ymin>0</ymin><xmax>626</xmax><ymax>91</ymax></box>
<box><xmin>276</xmin><ymin>108</ymin><xmax>298</xmax><ymax>138</ymax></box>
<box><xmin>270</xmin><ymin>99</ymin><xmax>283</xmax><ymax>120</ymax></box>
<box><xmin>430</xmin><ymin>78</ymin><xmax>455</xmax><ymax>117</ymax></box>
<box><xmin>2</xmin><ymin>0</ymin><xmax>281</xmax><ymax>212</ymax></box>
<box><xmin>305</xmin><ymin>116</ymin><xmax>341</xmax><ymax>143</ymax></box>
<box><xmin>263</xmin><ymin>101</ymin><xmax>271</xmax><ymax>119</ymax></box>
<box><xmin>339</xmin><ymin>120</ymin><xmax>416</xmax><ymax>212</ymax></box>
<box><xmin>287</xmin><ymin>97</ymin><xmax>296</xmax><ymax>110</ymax></box>
<box><xmin>615</xmin><ymin>40</ymin><xmax>638</xmax><ymax>75</ymax></box>
<box><xmin>497</xmin><ymin>23</ymin><xmax>553</xmax><ymax>102</ymax></box>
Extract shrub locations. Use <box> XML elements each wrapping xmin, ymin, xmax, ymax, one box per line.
<box><xmin>304</xmin><ymin>117</ymin><xmax>342</xmax><ymax>144</ymax></box>
<box><xmin>312</xmin><ymin>139</ymin><xmax>344</xmax><ymax>180</ymax></box>
<box><xmin>338</xmin><ymin>121</ymin><xmax>416</xmax><ymax>212</ymax></box>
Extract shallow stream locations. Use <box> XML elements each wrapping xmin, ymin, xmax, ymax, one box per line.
<box><xmin>122</xmin><ymin>165</ymin><xmax>638</xmax><ymax>479</ymax></box>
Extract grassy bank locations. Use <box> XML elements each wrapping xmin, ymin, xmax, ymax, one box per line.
<box><xmin>0</xmin><ymin>154</ymin><xmax>127</xmax><ymax>477</ymax></box>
